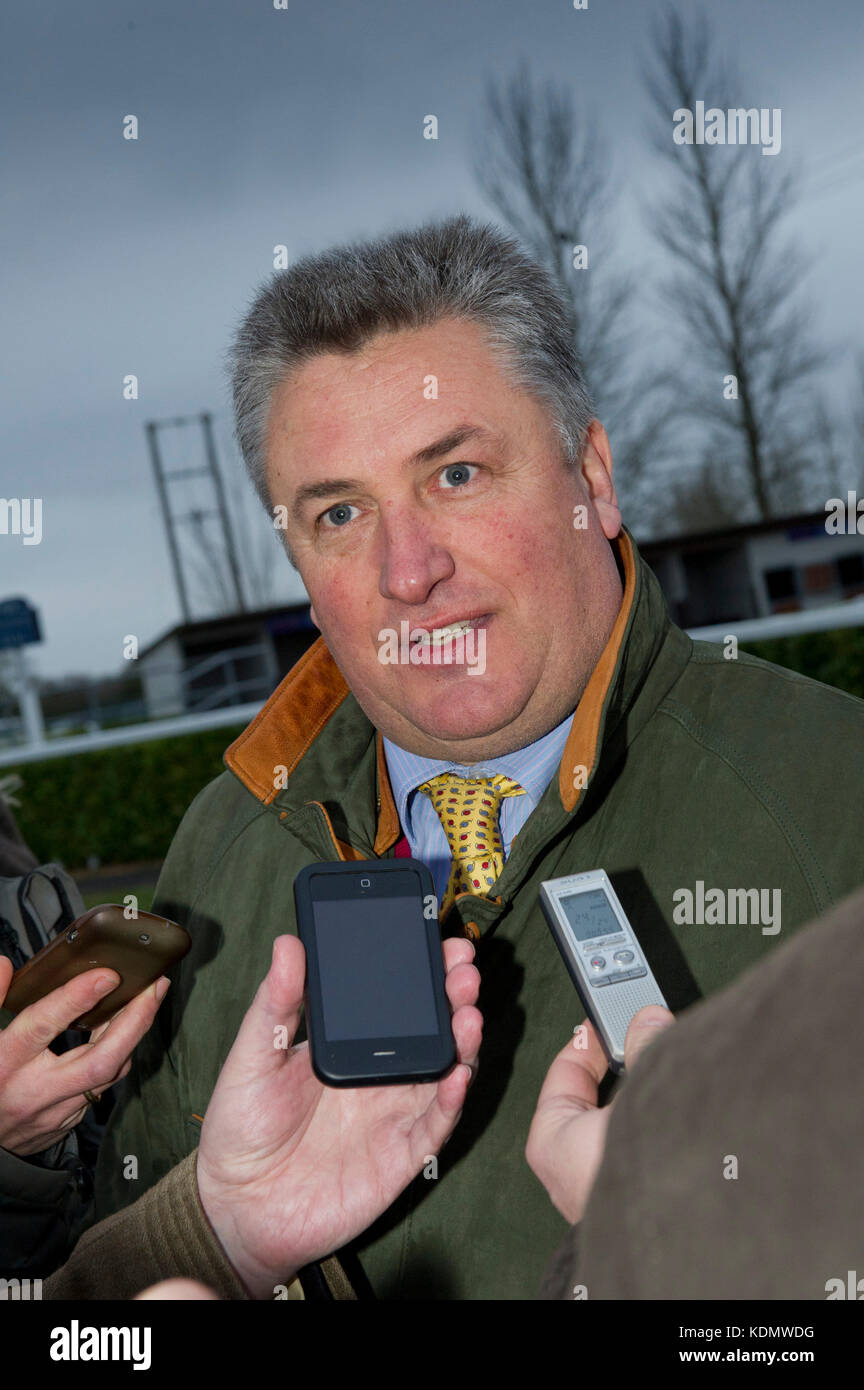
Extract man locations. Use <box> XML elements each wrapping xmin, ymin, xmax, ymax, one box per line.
<box><xmin>90</xmin><ymin>214</ymin><xmax>864</xmax><ymax>1300</ymax></box>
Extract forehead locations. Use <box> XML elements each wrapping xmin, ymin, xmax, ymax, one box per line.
<box><xmin>264</xmin><ymin>317</ymin><xmax>540</xmax><ymax>477</ymax></box>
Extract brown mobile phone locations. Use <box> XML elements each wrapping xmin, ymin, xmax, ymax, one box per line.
<box><xmin>3</xmin><ymin>904</ymin><xmax>191</xmax><ymax>1030</ymax></box>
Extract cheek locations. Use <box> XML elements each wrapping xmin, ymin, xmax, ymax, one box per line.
<box><xmin>309</xmin><ymin>567</ymin><xmax>399</xmax><ymax>675</ymax></box>
<box><xmin>483</xmin><ymin>509</ymin><xmax>568</xmax><ymax>588</ymax></box>
<box><xmin>469</xmin><ymin>501</ymin><xmax>541</xmax><ymax>569</ymax></box>
<box><xmin>308</xmin><ymin>570</ymin><xmax>368</xmax><ymax>644</ymax></box>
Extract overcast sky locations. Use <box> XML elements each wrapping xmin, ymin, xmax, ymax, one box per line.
<box><xmin>2</xmin><ymin>0</ymin><xmax>863</xmax><ymax>680</ymax></box>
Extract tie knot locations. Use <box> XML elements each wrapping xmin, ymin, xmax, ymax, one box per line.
<box><xmin>417</xmin><ymin>772</ymin><xmax>526</xmax><ymax>865</ymax></box>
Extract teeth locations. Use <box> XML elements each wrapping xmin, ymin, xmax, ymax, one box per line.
<box><xmin>414</xmin><ymin>619</ymin><xmax>474</xmax><ymax>645</ymax></box>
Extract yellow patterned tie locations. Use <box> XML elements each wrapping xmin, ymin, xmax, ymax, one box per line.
<box><xmin>417</xmin><ymin>772</ymin><xmax>527</xmax><ymax>922</ymax></box>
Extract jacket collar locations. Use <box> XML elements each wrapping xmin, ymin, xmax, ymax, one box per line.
<box><xmin>224</xmin><ymin>528</ymin><xmax>685</xmax><ymax>855</ymax></box>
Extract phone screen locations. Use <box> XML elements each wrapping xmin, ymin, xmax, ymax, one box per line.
<box><xmin>312</xmin><ymin>893</ymin><xmax>440</xmax><ymax>1041</ymax></box>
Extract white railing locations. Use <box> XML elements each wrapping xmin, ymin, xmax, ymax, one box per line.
<box><xmin>687</xmin><ymin>596</ymin><xmax>864</xmax><ymax>644</ymax></box>
<box><xmin>3</xmin><ymin>597</ymin><xmax>864</xmax><ymax>767</ymax></box>
<box><xmin>0</xmin><ymin>702</ymin><xmax>263</xmax><ymax>767</ymax></box>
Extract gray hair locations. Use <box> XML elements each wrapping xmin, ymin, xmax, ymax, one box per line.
<box><xmin>228</xmin><ymin>214</ymin><xmax>594</xmax><ymax>547</ymax></box>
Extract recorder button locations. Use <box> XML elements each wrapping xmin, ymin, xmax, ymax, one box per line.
<box><xmin>589</xmin><ymin>955</ymin><xmax>606</xmax><ymax>971</ymax></box>
<box><xmin>613</xmin><ymin>950</ymin><xmax>635</xmax><ymax>964</ymax></box>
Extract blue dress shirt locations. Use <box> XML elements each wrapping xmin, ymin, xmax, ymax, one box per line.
<box><xmin>383</xmin><ymin>710</ymin><xmax>575</xmax><ymax>904</ymax></box>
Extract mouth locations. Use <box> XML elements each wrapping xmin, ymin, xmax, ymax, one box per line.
<box><xmin>409</xmin><ymin>613</ymin><xmax>490</xmax><ymax>647</ymax></box>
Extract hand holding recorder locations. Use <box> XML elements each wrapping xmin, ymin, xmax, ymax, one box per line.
<box><xmin>529</xmin><ymin>870</ymin><xmax>676</xmax><ymax>1223</ymax></box>
<box><xmin>525</xmin><ymin>1009</ymin><xmax>675</xmax><ymax>1225</ymax></box>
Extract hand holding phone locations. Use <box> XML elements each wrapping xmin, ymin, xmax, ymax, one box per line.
<box><xmin>3</xmin><ymin>903</ymin><xmax>191</xmax><ymax>1029</ymax></box>
<box><xmin>0</xmin><ymin>954</ymin><xmax>171</xmax><ymax>1156</ymax></box>
<box><xmin>196</xmin><ymin>929</ymin><xmax>482</xmax><ymax>1298</ymax></box>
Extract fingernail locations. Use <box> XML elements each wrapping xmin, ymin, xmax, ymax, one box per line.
<box><xmin>154</xmin><ymin>977</ymin><xmax>171</xmax><ymax>1002</ymax></box>
<box><xmin>94</xmin><ymin>973</ymin><xmax>119</xmax><ymax>996</ymax></box>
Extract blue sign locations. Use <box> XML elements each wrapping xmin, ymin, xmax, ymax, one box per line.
<box><xmin>0</xmin><ymin>598</ymin><xmax>42</xmax><ymax>650</ymax></box>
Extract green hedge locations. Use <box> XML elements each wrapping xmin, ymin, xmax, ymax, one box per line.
<box><xmin>7</xmin><ymin>627</ymin><xmax>864</xmax><ymax>872</ymax></box>
<box><xmin>6</xmin><ymin>725</ymin><xmax>245</xmax><ymax>871</ymax></box>
<box><xmin>741</xmin><ymin>626</ymin><xmax>864</xmax><ymax>703</ymax></box>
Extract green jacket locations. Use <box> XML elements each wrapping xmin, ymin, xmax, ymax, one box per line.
<box><xmin>91</xmin><ymin>530</ymin><xmax>864</xmax><ymax>1299</ymax></box>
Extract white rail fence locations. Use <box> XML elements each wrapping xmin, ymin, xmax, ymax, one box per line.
<box><xmin>2</xmin><ymin>598</ymin><xmax>863</xmax><ymax>768</ymax></box>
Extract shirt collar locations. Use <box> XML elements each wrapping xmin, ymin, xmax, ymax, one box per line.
<box><xmin>383</xmin><ymin>707</ymin><xmax>576</xmax><ymax>831</ymax></box>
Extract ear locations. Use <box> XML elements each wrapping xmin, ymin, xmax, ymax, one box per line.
<box><xmin>580</xmin><ymin>420</ymin><xmax>621</xmax><ymax>540</ymax></box>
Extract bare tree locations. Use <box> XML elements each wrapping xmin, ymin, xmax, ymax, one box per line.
<box><xmin>473</xmin><ymin>60</ymin><xmax>674</xmax><ymax>522</ymax></box>
<box><xmin>645</xmin><ymin>7</ymin><xmax>828</xmax><ymax>522</ymax></box>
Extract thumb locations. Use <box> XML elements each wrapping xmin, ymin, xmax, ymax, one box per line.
<box><xmin>623</xmin><ymin>1004</ymin><xmax>675</xmax><ymax>1073</ymax></box>
<box><xmin>0</xmin><ymin>955</ymin><xmax>13</xmax><ymax>1006</ymax></box>
<box><xmin>221</xmin><ymin>935</ymin><xmax>307</xmax><ymax>1082</ymax></box>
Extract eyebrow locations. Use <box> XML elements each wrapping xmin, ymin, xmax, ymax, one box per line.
<box><xmin>290</xmin><ymin>425</ymin><xmax>495</xmax><ymax>522</ymax></box>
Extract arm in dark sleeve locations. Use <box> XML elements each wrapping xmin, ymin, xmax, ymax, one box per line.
<box><xmin>88</xmin><ymin>776</ymin><xmax>234</xmax><ymax>1225</ymax></box>
<box><xmin>45</xmin><ymin>1149</ymin><xmax>251</xmax><ymax>1300</ymax></box>
<box><xmin>0</xmin><ymin>1136</ymin><xmax>84</xmax><ymax>1278</ymax></box>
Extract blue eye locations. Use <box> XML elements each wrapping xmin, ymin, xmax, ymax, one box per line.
<box><xmin>322</xmin><ymin>503</ymin><xmax>356</xmax><ymax>528</ymax></box>
<box><xmin>440</xmin><ymin>463</ymin><xmax>475</xmax><ymax>488</ymax></box>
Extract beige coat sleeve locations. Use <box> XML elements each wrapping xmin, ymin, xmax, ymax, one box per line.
<box><xmin>538</xmin><ymin>884</ymin><xmax>864</xmax><ymax>1300</ymax></box>
<box><xmin>45</xmin><ymin>1149</ymin><xmax>253</xmax><ymax>1300</ymax></box>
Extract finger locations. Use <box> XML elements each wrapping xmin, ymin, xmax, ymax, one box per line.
<box><xmin>410</xmin><ymin>1030</ymin><xmax>485</xmax><ymax>1158</ymax></box>
<box><xmin>0</xmin><ymin>956</ymin><xmax>13</xmax><ymax>1005</ymax></box>
<box><xmin>533</xmin><ymin>1020</ymin><xmax>609</xmax><ymax>1119</ymax></box>
<box><xmin>85</xmin><ymin>1015</ymin><xmax>114</xmax><ymax>1046</ymax></box>
<box><xmin>443</xmin><ymin>960</ymin><xmax>480</xmax><ymax>1013</ymax></box>
<box><xmin>57</xmin><ymin>977</ymin><xmax>169</xmax><ymax>1098</ymax></box>
<box><xmin>14</xmin><ymin>1100</ymin><xmax>89</xmax><ymax>1154</ymax></box>
<box><xmin>450</xmin><ymin>1001</ymin><xmax>483</xmax><ymax>1074</ymax></box>
<box><xmin>2</xmin><ymin>969</ymin><xmax>121</xmax><ymax>1067</ymax></box>
<box><xmin>394</xmin><ymin>999</ymin><xmax>483</xmax><ymax>1169</ymax></box>
<box><xmin>135</xmin><ymin>1279</ymin><xmax>221</xmax><ymax>1301</ymax></box>
<box><xmin>80</xmin><ymin>1049</ymin><xmax>133</xmax><ymax>1099</ymax></box>
<box><xmin>219</xmin><ymin>935</ymin><xmax>306</xmax><ymax>1085</ymax></box>
<box><xmin>431</xmin><ymin>1058</ymin><xmax>473</xmax><ymax>1123</ymax></box>
<box><xmin>623</xmin><ymin>1005</ymin><xmax>675</xmax><ymax>1073</ymax></box>
<box><xmin>441</xmin><ymin>936</ymin><xmax>475</xmax><ymax>972</ymax></box>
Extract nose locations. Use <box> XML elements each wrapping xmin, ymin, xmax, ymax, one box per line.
<box><xmin>377</xmin><ymin>506</ymin><xmax>455</xmax><ymax>605</ymax></box>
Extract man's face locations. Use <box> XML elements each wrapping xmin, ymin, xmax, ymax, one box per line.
<box><xmin>265</xmin><ymin>316</ymin><xmax>623</xmax><ymax>760</ymax></box>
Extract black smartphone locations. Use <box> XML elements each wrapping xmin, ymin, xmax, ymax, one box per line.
<box><xmin>293</xmin><ymin>859</ymin><xmax>456</xmax><ymax>1087</ymax></box>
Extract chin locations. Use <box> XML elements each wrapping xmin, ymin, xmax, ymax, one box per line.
<box><xmin>399</xmin><ymin>679</ymin><xmax>529</xmax><ymax>747</ymax></box>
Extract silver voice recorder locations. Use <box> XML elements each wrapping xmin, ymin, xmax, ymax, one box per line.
<box><xmin>539</xmin><ymin>868</ymin><xmax>669</xmax><ymax>1072</ymax></box>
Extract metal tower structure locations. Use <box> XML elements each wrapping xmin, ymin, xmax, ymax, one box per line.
<box><xmin>145</xmin><ymin>411</ymin><xmax>246</xmax><ymax>623</ymax></box>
